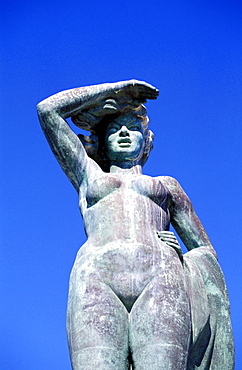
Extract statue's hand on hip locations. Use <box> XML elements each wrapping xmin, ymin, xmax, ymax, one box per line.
<box><xmin>157</xmin><ymin>231</ymin><xmax>183</xmax><ymax>260</ymax></box>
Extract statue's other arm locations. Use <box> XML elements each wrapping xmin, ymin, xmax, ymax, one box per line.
<box><xmin>161</xmin><ymin>176</ymin><xmax>217</xmax><ymax>257</ymax></box>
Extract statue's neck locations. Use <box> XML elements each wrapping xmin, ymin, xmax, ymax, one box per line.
<box><xmin>109</xmin><ymin>162</ymin><xmax>143</xmax><ymax>175</ymax></box>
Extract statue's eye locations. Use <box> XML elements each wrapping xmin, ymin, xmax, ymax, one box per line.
<box><xmin>107</xmin><ymin>124</ymin><xmax>120</xmax><ymax>134</ymax></box>
<box><xmin>128</xmin><ymin>124</ymin><xmax>141</xmax><ymax>131</ymax></box>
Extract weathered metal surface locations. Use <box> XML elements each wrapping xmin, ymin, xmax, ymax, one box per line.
<box><xmin>37</xmin><ymin>80</ymin><xmax>234</xmax><ymax>369</ymax></box>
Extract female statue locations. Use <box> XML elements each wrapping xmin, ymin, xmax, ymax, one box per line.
<box><xmin>37</xmin><ymin>80</ymin><xmax>234</xmax><ymax>369</ymax></box>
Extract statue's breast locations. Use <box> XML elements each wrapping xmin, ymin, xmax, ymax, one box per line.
<box><xmin>130</xmin><ymin>175</ymin><xmax>167</xmax><ymax>206</ymax></box>
<box><xmin>86</xmin><ymin>174</ymin><xmax>122</xmax><ymax>207</ymax></box>
<box><xmin>86</xmin><ymin>174</ymin><xmax>167</xmax><ymax>208</ymax></box>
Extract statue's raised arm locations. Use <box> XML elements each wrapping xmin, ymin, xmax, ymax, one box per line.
<box><xmin>37</xmin><ymin>80</ymin><xmax>159</xmax><ymax>190</ymax></box>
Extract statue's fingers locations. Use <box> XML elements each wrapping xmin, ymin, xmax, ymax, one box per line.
<box><xmin>162</xmin><ymin>238</ymin><xmax>179</xmax><ymax>245</ymax></box>
<box><xmin>132</xmin><ymin>99</ymin><xmax>147</xmax><ymax>106</ymax></box>
<box><xmin>159</xmin><ymin>231</ymin><xmax>174</xmax><ymax>235</ymax></box>
<box><xmin>131</xmin><ymin>82</ymin><xmax>159</xmax><ymax>99</ymax></box>
<box><xmin>165</xmin><ymin>236</ymin><xmax>180</xmax><ymax>243</ymax></box>
<box><xmin>158</xmin><ymin>231</ymin><xmax>175</xmax><ymax>238</ymax></box>
<box><xmin>115</xmin><ymin>80</ymin><xmax>159</xmax><ymax>100</ymax></box>
<box><xmin>114</xmin><ymin>91</ymin><xmax>133</xmax><ymax>105</ymax></box>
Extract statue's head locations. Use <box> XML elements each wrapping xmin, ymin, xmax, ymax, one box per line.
<box><xmin>77</xmin><ymin>105</ymin><xmax>154</xmax><ymax>172</ymax></box>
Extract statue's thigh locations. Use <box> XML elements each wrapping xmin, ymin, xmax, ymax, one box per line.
<box><xmin>67</xmin><ymin>269</ymin><xmax>129</xmax><ymax>369</ymax></box>
<box><xmin>129</xmin><ymin>273</ymin><xmax>191</xmax><ymax>370</ymax></box>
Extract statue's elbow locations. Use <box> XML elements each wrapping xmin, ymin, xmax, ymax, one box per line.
<box><xmin>36</xmin><ymin>99</ymin><xmax>55</xmax><ymax>128</ymax></box>
<box><xmin>37</xmin><ymin>99</ymin><xmax>49</xmax><ymax>116</ymax></box>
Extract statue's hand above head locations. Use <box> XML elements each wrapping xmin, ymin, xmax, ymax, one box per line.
<box><xmin>71</xmin><ymin>80</ymin><xmax>159</xmax><ymax>130</ymax></box>
<box><xmin>113</xmin><ymin>79</ymin><xmax>159</xmax><ymax>101</ymax></box>
<box><xmin>85</xmin><ymin>79</ymin><xmax>159</xmax><ymax>114</ymax></box>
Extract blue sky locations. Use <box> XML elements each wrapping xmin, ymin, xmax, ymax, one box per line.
<box><xmin>1</xmin><ymin>0</ymin><xmax>242</xmax><ymax>368</ymax></box>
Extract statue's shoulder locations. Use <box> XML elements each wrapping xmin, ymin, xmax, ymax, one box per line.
<box><xmin>156</xmin><ymin>176</ymin><xmax>185</xmax><ymax>205</ymax></box>
<box><xmin>157</xmin><ymin>175</ymin><xmax>180</xmax><ymax>190</ymax></box>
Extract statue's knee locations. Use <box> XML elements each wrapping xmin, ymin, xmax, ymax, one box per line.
<box><xmin>71</xmin><ymin>347</ymin><xmax>129</xmax><ymax>370</ymax></box>
<box><xmin>131</xmin><ymin>343</ymin><xmax>188</xmax><ymax>370</ymax></box>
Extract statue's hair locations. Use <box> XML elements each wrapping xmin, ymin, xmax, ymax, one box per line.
<box><xmin>78</xmin><ymin>105</ymin><xmax>154</xmax><ymax>172</ymax></box>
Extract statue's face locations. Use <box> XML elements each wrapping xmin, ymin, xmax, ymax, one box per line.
<box><xmin>105</xmin><ymin>114</ymin><xmax>145</xmax><ymax>162</ymax></box>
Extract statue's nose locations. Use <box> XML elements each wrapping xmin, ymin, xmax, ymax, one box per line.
<box><xmin>119</xmin><ymin>125</ymin><xmax>129</xmax><ymax>136</ymax></box>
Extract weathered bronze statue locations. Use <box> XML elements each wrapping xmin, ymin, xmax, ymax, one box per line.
<box><xmin>37</xmin><ymin>80</ymin><xmax>234</xmax><ymax>369</ymax></box>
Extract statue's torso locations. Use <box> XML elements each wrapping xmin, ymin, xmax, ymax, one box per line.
<box><xmin>73</xmin><ymin>173</ymin><xmax>181</xmax><ymax>308</ymax></box>
<box><xmin>81</xmin><ymin>173</ymin><xmax>170</xmax><ymax>246</ymax></box>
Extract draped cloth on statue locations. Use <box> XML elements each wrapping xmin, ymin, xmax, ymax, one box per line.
<box><xmin>183</xmin><ymin>247</ymin><xmax>234</xmax><ymax>369</ymax></box>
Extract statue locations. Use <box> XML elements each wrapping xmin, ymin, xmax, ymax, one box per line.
<box><xmin>37</xmin><ymin>80</ymin><xmax>234</xmax><ymax>369</ymax></box>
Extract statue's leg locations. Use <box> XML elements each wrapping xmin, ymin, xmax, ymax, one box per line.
<box><xmin>67</xmin><ymin>268</ymin><xmax>129</xmax><ymax>370</ymax></box>
<box><xmin>129</xmin><ymin>270</ymin><xmax>191</xmax><ymax>370</ymax></box>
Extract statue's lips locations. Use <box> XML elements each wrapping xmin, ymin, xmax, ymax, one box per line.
<box><xmin>118</xmin><ymin>138</ymin><xmax>131</xmax><ymax>144</ymax></box>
